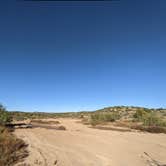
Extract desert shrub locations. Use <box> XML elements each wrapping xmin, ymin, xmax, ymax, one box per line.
<box><xmin>104</xmin><ymin>113</ymin><xmax>120</xmax><ymax>122</ymax></box>
<box><xmin>0</xmin><ymin>104</ymin><xmax>28</xmax><ymax>165</ymax></box>
<box><xmin>133</xmin><ymin>109</ymin><xmax>149</xmax><ymax>121</ymax></box>
<box><xmin>133</xmin><ymin>110</ymin><xmax>166</xmax><ymax>127</ymax></box>
<box><xmin>90</xmin><ymin>112</ymin><xmax>120</xmax><ymax>126</ymax></box>
<box><xmin>143</xmin><ymin>113</ymin><xmax>166</xmax><ymax>127</ymax></box>
<box><xmin>0</xmin><ymin>105</ymin><xmax>12</xmax><ymax>125</ymax></box>
<box><xmin>0</xmin><ymin>126</ymin><xmax>28</xmax><ymax>166</ymax></box>
<box><xmin>90</xmin><ymin>113</ymin><xmax>103</xmax><ymax>126</ymax></box>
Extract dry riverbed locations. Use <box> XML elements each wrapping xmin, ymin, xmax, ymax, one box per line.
<box><xmin>15</xmin><ymin>118</ymin><xmax>166</xmax><ymax>166</ymax></box>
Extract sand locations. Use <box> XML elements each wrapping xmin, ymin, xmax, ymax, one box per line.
<box><xmin>15</xmin><ymin>118</ymin><xmax>166</xmax><ymax>166</ymax></box>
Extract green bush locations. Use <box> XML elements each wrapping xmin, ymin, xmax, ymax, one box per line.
<box><xmin>133</xmin><ymin>110</ymin><xmax>166</xmax><ymax>127</ymax></box>
<box><xmin>90</xmin><ymin>112</ymin><xmax>120</xmax><ymax>126</ymax></box>
<box><xmin>0</xmin><ymin>104</ymin><xmax>12</xmax><ymax>125</ymax></box>
<box><xmin>133</xmin><ymin>109</ymin><xmax>148</xmax><ymax>120</ymax></box>
<box><xmin>143</xmin><ymin>113</ymin><xmax>166</xmax><ymax>127</ymax></box>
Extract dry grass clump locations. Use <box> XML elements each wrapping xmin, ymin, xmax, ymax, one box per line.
<box><xmin>91</xmin><ymin>126</ymin><xmax>131</xmax><ymax>132</ymax></box>
<box><xmin>0</xmin><ymin>126</ymin><xmax>28</xmax><ymax>166</ymax></box>
<box><xmin>130</xmin><ymin>125</ymin><xmax>166</xmax><ymax>134</ymax></box>
<box><xmin>114</xmin><ymin>121</ymin><xmax>166</xmax><ymax>134</ymax></box>
<box><xmin>0</xmin><ymin>104</ymin><xmax>28</xmax><ymax>165</ymax></box>
<box><xmin>56</xmin><ymin>125</ymin><xmax>66</xmax><ymax>130</ymax></box>
<box><xmin>32</xmin><ymin>119</ymin><xmax>60</xmax><ymax>125</ymax></box>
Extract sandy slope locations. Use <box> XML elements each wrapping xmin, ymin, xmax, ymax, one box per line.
<box><xmin>15</xmin><ymin>118</ymin><xmax>166</xmax><ymax>166</ymax></box>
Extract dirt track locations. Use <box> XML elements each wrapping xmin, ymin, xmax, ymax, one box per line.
<box><xmin>15</xmin><ymin>118</ymin><xmax>166</xmax><ymax>166</ymax></box>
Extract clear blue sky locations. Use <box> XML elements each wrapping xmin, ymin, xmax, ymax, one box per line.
<box><xmin>0</xmin><ymin>0</ymin><xmax>165</xmax><ymax>112</ymax></box>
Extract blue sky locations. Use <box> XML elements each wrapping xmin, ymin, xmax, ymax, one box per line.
<box><xmin>0</xmin><ymin>0</ymin><xmax>165</xmax><ymax>112</ymax></box>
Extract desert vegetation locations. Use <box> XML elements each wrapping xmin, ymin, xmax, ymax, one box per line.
<box><xmin>8</xmin><ymin>105</ymin><xmax>166</xmax><ymax>134</ymax></box>
<box><xmin>80</xmin><ymin>106</ymin><xmax>166</xmax><ymax>133</ymax></box>
<box><xmin>0</xmin><ymin>104</ymin><xmax>12</xmax><ymax>125</ymax></box>
<box><xmin>0</xmin><ymin>104</ymin><xmax>28</xmax><ymax>166</ymax></box>
<box><xmin>31</xmin><ymin>119</ymin><xmax>60</xmax><ymax>125</ymax></box>
<box><xmin>90</xmin><ymin>112</ymin><xmax>120</xmax><ymax>126</ymax></box>
<box><xmin>10</xmin><ymin>111</ymin><xmax>87</xmax><ymax>121</ymax></box>
<box><xmin>131</xmin><ymin>109</ymin><xmax>166</xmax><ymax>133</ymax></box>
<box><xmin>1</xmin><ymin>104</ymin><xmax>166</xmax><ymax>165</ymax></box>
<box><xmin>133</xmin><ymin>109</ymin><xmax>166</xmax><ymax>127</ymax></box>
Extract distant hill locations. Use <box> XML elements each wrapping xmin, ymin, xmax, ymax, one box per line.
<box><xmin>94</xmin><ymin>106</ymin><xmax>166</xmax><ymax>120</ymax></box>
<box><xmin>9</xmin><ymin>106</ymin><xmax>166</xmax><ymax>121</ymax></box>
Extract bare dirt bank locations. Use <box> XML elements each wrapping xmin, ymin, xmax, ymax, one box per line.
<box><xmin>15</xmin><ymin>118</ymin><xmax>166</xmax><ymax>166</ymax></box>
